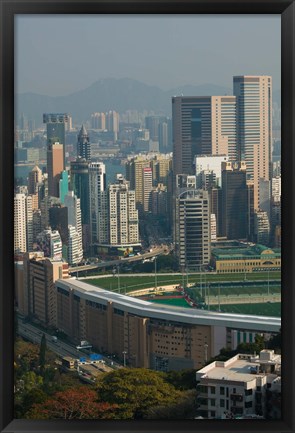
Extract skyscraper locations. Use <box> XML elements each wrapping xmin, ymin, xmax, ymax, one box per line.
<box><xmin>221</xmin><ymin>161</ymin><xmax>248</xmax><ymax>240</ymax></box>
<box><xmin>143</xmin><ymin>167</ymin><xmax>153</xmax><ymax>212</ymax></box>
<box><xmin>172</xmin><ymin>96</ymin><xmax>236</xmax><ymax>176</ymax></box>
<box><xmin>174</xmin><ymin>175</ymin><xmax>211</xmax><ymax>270</ymax></box>
<box><xmin>233</xmin><ymin>76</ymin><xmax>272</xmax><ymax>210</ymax></box>
<box><xmin>47</xmin><ymin>142</ymin><xmax>64</xmax><ymax>198</ymax></box>
<box><xmin>88</xmin><ymin>162</ymin><xmax>107</xmax><ymax>245</ymax></box>
<box><xmin>14</xmin><ymin>193</ymin><xmax>33</xmax><ymax>253</ymax></box>
<box><xmin>77</xmin><ymin>124</ymin><xmax>91</xmax><ymax>160</ymax></box>
<box><xmin>43</xmin><ymin>113</ymin><xmax>69</xmax><ymax>169</ymax></box>
<box><xmin>108</xmin><ymin>175</ymin><xmax>139</xmax><ymax>247</ymax></box>
<box><xmin>28</xmin><ymin>165</ymin><xmax>42</xmax><ymax>195</ymax></box>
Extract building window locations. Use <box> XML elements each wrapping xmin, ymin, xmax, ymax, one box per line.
<box><xmin>220</xmin><ymin>399</ymin><xmax>225</xmax><ymax>408</ymax></box>
<box><xmin>220</xmin><ymin>387</ymin><xmax>225</xmax><ymax>395</ymax></box>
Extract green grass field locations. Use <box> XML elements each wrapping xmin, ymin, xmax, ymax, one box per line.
<box><xmin>148</xmin><ymin>298</ymin><xmax>191</xmax><ymax>308</ymax></box>
<box><xmin>208</xmin><ymin>302</ymin><xmax>281</xmax><ymax>317</ymax></box>
<box><xmin>83</xmin><ymin>271</ymin><xmax>281</xmax><ymax>295</ymax></box>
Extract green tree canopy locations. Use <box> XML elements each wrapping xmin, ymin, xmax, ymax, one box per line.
<box><xmin>96</xmin><ymin>368</ymin><xmax>182</xmax><ymax>419</ymax></box>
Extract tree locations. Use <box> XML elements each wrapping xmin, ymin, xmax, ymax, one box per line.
<box><xmin>39</xmin><ymin>333</ymin><xmax>47</xmax><ymax>375</ymax></box>
<box><xmin>26</xmin><ymin>386</ymin><xmax>118</xmax><ymax>420</ymax></box>
<box><xmin>96</xmin><ymin>368</ymin><xmax>183</xmax><ymax>419</ymax></box>
<box><xmin>164</xmin><ymin>369</ymin><xmax>197</xmax><ymax>390</ymax></box>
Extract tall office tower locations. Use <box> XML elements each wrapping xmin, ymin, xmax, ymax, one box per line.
<box><xmin>125</xmin><ymin>156</ymin><xmax>151</xmax><ymax>208</ymax></box>
<box><xmin>108</xmin><ymin>175</ymin><xmax>139</xmax><ymax>247</ymax></box>
<box><xmin>70</xmin><ymin>158</ymin><xmax>90</xmax><ymax>251</ymax></box>
<box><xmin>28</xmin><ymin>165</ymin><xmax>42</xmax><ymax>194</ymax></box>
<box><xmin>247</xmin><ymin>180</ymin><xmax>255</xmax><ymax>241</ymax></box>
<box><xmin>195</xmin><ymin>155</ymin><xmax>229</xmax><ymax>188</ymax></box>
<box><xmin>158</xmin><ymin>121</ymin><xmax>168</xmax><ymax>151</ymax></box>
<box><xmin>36</xmin><ymin>228</ymin><xmax>63</xmax><ymax>260</ymax></box>
<box><xmin>272</xmin><ymin>176</ymin><xmax>281</xmax><ymax>202</ymax></box>
<box><xmin>77</xmin><ymin>124</ymin><xmax>91</xmax><ymax>160</ymax></box>
<box><xmin>43</xmin><ymin>113</ymin><xmax>69</xmax><ymax>169</ymax></box>
<box><xmin>40</xmin><ymin>196</ymin><xmax>60</xmax><ymax>230</ymax></box>
<box><xmin>59</xmin><ymin>170</ymin><xmax>69</xmax><ymax>204</ymax></box>
<box><xmin>172</xmin><ymin>96</ymin><xmax>236</xmax><ymax>176</ymax></box>
<box><xmin>143</xmin><ymin>167</ymin><xmax>153</xmax><ymax>212</ymax></box>
<box><xmin>23</xmin><ymin>251</ymin><xmax>69</xmax><ymax>324</ymax></box>
<box><xmin>68</xmin><ymin>225</ymin><xmax>83</xmax><ymax>265</ymax></box>
<box><xmin>233</xmin><ymin>76</ymin><xmax>272</xmax><ymax>210</ymax></box>
<box><xmin>47</xmin><ymin>142</ymin><xmax>64</xmax><ymax>197</ymax></box>
<box><xmin>254</xmin><ymin>210</ymin><xmax>270</xmax><ymax>246</ymax></box>
<box><xmin>91</xmin><ymin>112</ymin><xmax>106</xmax><ymax>130</ymax></box>
<box><xmin>49</xmin><ymin>205</ymin><xmax>69</xmax><ymax>246</ymax></box>
<box><xmin>145</xmin><ymin>115</ymin><xmax>166</xmax><ymax>142</ymax></box>
<box><xmin>208</xmin><ymin>186</ymin><xmax>223</xmax><ymax>238</ymax></box>
<box><xmin>151</xmin><ymin>184</ymin><xmax>167</xmax><ymax>216</ymax></box>
<box><xmin>64</xmin><ymin>191</ymin><xmax>82</xmax><ymax>241</ymax></box>
<box><xmin>106</xmin><ymin>110</ymin><xmax>119</xmax><ymax>140</ymax></box>
<box><xmin>259</xmin><ymin>179</ymin><xmax>271</xmax><ymax>218</ymax></box>
<box><xmin>14</xmin><ymin>193</ymin><xmax>33</xmax><ymax>253</ymax></box>
<box><xmin>221</xmin><ymin>161</ymin><xmax>248</xmax><ymax>240</ymax></box>
<box><xmin>32</xmin><ymin>209</ymin><xmax>42</xmax><ymax>243</ymax></box>
<box><xmin>175</xmin><ymin>180</ymin><xmax>210</xmax><ymax>270</ymax></box>
<box><xmin>88</xmin><ymin>162</ymin><xmax>107</xmax><ymax>245</ymax></box>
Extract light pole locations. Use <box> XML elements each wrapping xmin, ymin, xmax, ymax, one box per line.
<box><xmin>117</xmin><ymin>264</ymin><xmax>120</xmax><ymax>293</ymax></box>
<box><xmin>154</xmin><ymin>256</ymin><xmax>157</xmax><ymax>290</ymax></box>
<box><xmin>122</xmin><ymin>350</ymin><xmax>127</xmax><ymax>367</ymax></box>
<box><xmin>204</xmin><ymin>343</ymin><xmax>208</xmax><ymax>363</ymax></box>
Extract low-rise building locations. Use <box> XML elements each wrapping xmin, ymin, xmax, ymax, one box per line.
<box><xmin>211</xmin><ymin>244</ymin><xmax>281</xmax><ymax>273</ymax></box>
<box><xmin>196</xmin><ymin>350</ymin><xmax>281</xmax><ymax>419</ymax></box>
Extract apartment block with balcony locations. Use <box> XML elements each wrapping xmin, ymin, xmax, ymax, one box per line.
<box><xmin>196</xmin><ymin>350</ymin><xmax>281</xmax><ymax>419</ymax></box>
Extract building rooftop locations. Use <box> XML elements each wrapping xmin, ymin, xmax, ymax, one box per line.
<box><xmin>212</xmin><ymin>244</ymin><xmax>281</xmax><ymax>260</ymax></box>
<box><xmin>196</xmin><ymin>351</ymin><xmax>281</xmax><ymax>383</ymax></box>
<box><xmin>56</xmin><ymin>278</ymin><xmax>281</xmax><ymax>333</ymax></box>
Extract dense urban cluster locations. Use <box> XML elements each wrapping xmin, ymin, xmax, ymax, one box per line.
<box><xmin>14</xmin><ymin>75</ymin><xmax>281</xmax><ymax>419</ymax></box>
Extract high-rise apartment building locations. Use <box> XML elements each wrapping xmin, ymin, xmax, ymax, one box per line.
<box><xmin>125</xmin><ymin>156</ymin><xmax>151</xmax><ymax>208</ymax></box>
<box><xmin>254</xmin><ymin>210</ymin><xmax>270</xmax><ymax>246</ymax></box>
<box><xmin>221</xmin><ymin>161</ymin><xmax>248</xmax><ymax>240</ymax></box>
<box><xmin>143</xmin><ymin>167</ymin><xmax>153</xmax><ymax>212</ymax></box>
<box><xmin>68</xmin><ymin>225</ymin><xmax>83</xmax><ymax>265</ymax></box>
<box><xmin>43</xmin><ymin>113</ymin><xmax>69</xmax><ymax>169</ymax></box>
<box><xmin>174</xmin><ymin>175</ymin><xmax>211</xmax><ymax>270</ymax></box>
<box><xmin>91</xmin><ymin>112</ymin><xmax>106</xmax><ymax>130</ymax></box>
<box><xmin>36</xmin><ymin>228</ymin><xmax>63</xmax><ymax>260</ymax></box>
<box><xmin>64</xmin><ymin>191</ymin><xmax>83</xmax><ymax>259</ymax></box>
<box><xmin>14</xmin><ymin>193</ymin><xmax>33</xmax><ymax>253</ymax></box>
<box><xmin>108</xmin><ymin>175</ymin><xmax>139</xmax><ymax>247</ymax></box>
<box><xmin>28</xmin><ymin>165</ymin><xmax>42</xmax><ymax>195</ymax></box>
<box><xmin>233</xmin><ymin>76</ymin><xmax>272</xmax><ymax>210</ymax></box>
<box><xmin>88</xmin><ymin>162</ymin><xmax>107</xmax><ymax>245</ymax></box>
<box><xmin>22</xmin><ymin>251</ymin><xmax>69</xmax><ymax>325</ymax></box>
<box><xmin>47</xmin><ymin>142</ymin><xmax>64</xmax><ymax>197</ymax></box>
<box><xmin>77</xmin><ymin>124</ymin><xmax>91</xmax><ymax>160</ymax></box>
<box><xmin>172</xmin><ymin>96</ymin><xmax>236</xmax><ymax>176</ymax></box>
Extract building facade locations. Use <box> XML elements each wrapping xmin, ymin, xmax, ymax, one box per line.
<box><xmin>233</xmin><ymin>76</ymin><xmax>272</xmax><ymax>210</ymax></box>
<box><xmin>54</xmin><ymin>278</ymin><xmax>280</xmax><ymax>372</ymax></box>
<box><xmin>172</xmin><ymin>96</ymin><xmax>236</xmax><ymax>176</ymax></box>
<box><xmin>196</xmin><ymin>350</ymin><xmax>281</xmax><ymax>419</ymax></box>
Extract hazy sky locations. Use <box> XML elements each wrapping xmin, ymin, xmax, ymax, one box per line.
<box><xmin>15</xmin><ymin>15</ymin><xmax>281</xmax><ymax>96</ymax></box>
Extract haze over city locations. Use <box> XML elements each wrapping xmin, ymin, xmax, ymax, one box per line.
<box><xmin>16</xmin><ymin>15</ymin><xmax>281</xmax><ymax>96</ymax></box>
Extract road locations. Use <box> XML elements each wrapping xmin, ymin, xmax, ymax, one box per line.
<box><xmin>17</xmin><ymin>319</ymin><xmax>120</xmax><ymax>369</ymax></box>
<box><xmin>68</xmin><ymin>245</ymin><xmax>169</xmax><ymax>274</ymax></box>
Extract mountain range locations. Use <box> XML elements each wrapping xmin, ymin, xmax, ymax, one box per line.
<box><xmin>16</xmin><ymin>77</ymin><xmax>281</xmax><ymax>126</ymax></box>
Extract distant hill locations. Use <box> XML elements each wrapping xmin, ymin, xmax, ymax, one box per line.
<box><xmin>16</xmin><ymin>77</ymin><xmax>280</xmax><ymax>127</ymax></box>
